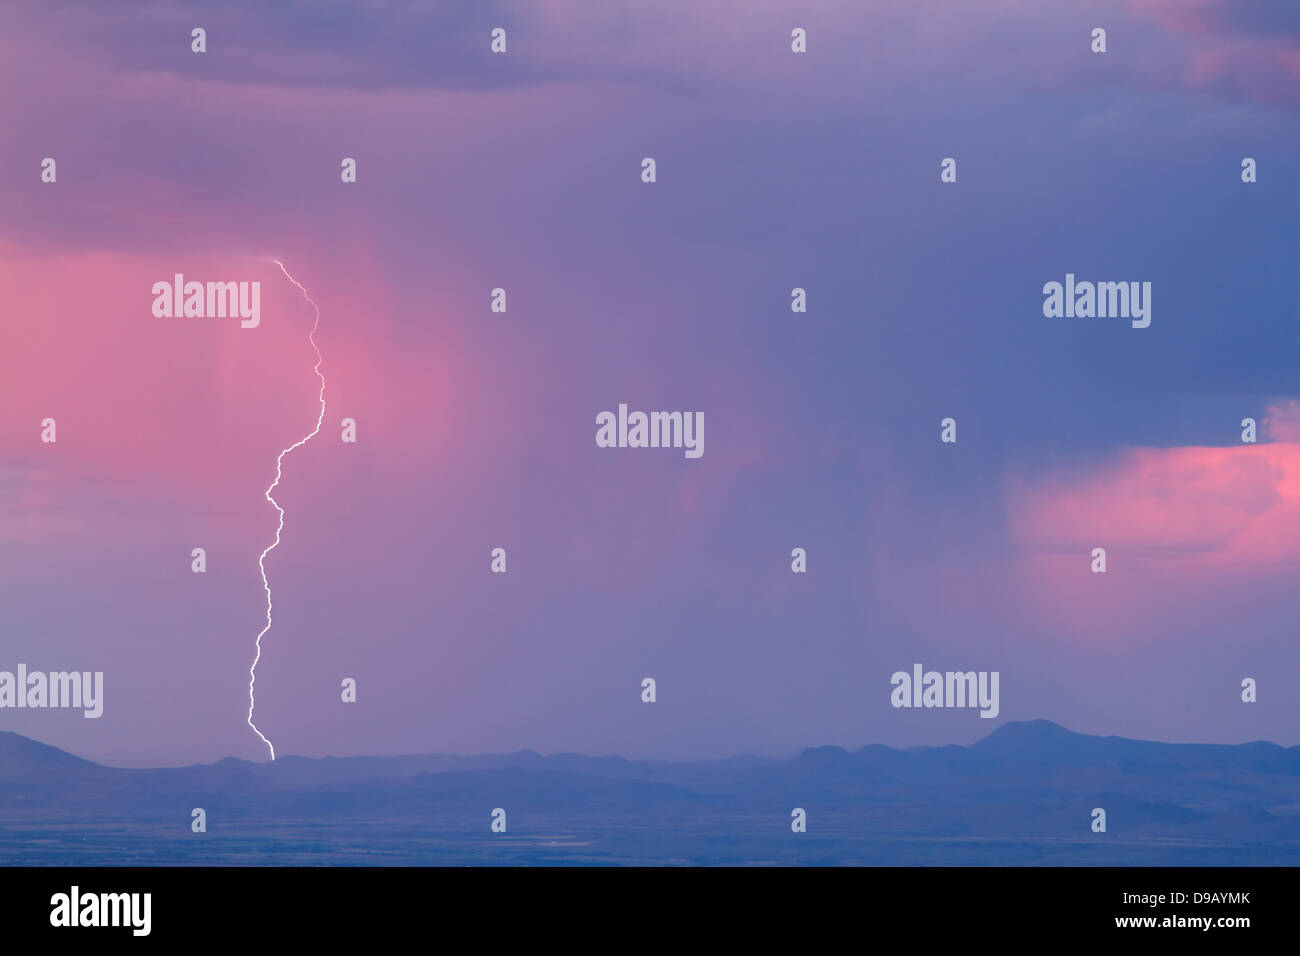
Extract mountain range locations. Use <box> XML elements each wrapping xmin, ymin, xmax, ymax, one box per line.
<box><xmin>2</xmin><ymin>720</ymin><xmax>1297</xmax><ymax>865</ymax></box>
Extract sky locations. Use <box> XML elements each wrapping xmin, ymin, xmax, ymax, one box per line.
<box><xmin>1</xmin><ymin>0</ymin><xmax>1298</xmax><ymax>767</ymax></box>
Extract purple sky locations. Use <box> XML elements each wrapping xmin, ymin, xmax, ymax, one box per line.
<box><xmin>2</xmin><ymin>0</ymin><xmax>1299</xmax><ymax>766</ymax></box>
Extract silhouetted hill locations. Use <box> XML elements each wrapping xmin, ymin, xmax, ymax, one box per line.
<box><xmin>0</xmin><ymin>730</ymin><xmax>98</xmax><ymax>778</ymax></box>
<box><xmin>3</xmin><ymin>722</ymin><xmax>1297</xmax><ymax>864</ymax></box>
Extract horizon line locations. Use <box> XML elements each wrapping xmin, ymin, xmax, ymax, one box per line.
<box><xmin>4</xmin><ymin>718</ymin><xmax>1294</xmax><ymax>773</ymax></box>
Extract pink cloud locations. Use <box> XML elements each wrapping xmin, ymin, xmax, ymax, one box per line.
<box><xmin>1263</xmin><ymin>399</ymin><xmax>1300</xmax><ymax>442</ymax></box>
<box><xmin>1000</xmin><ymin>431</ymin><xmax>1300</xmax><ymax>643</ymax></box>
<box><xmin>1008</xmin><ymin>443</ymin><xmax>1296</xmax><ymax>556</ymax></box>
<box><xmin>1130</xmin><ymin>0</ymin><xmax>1300</xmax><ymax>106</ymax></box>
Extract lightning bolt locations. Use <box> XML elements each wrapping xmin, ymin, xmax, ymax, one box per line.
<box><xmin>247</xmin><ymin>259</ymin><xmax>326</xmax><ymax>761</ymax></box>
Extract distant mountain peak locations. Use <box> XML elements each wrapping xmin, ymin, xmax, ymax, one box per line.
<box><xmin>0</xmin><ymin>730</ymin><xmax>98</xmax><ymax>774</ymax></box>
<box><xmin>798</xmin><ymin>745</ymin><xmax>851</xmax><ymax>758</ymax></box>
<box><xmin>982</xmin><ymin>718</ymin><xmax>1076</xmax><ymax>740</ymax></box>
<box><xmin>969</xmin><ymin>719</ymin><xmax>1086</xmax><ymax>757</ymax></box>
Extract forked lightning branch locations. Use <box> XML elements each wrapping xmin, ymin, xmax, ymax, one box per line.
<box><xmin>246</xmin><ymin>260</ymin><xmax>326</xmax><ymax>760</ymax></box>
